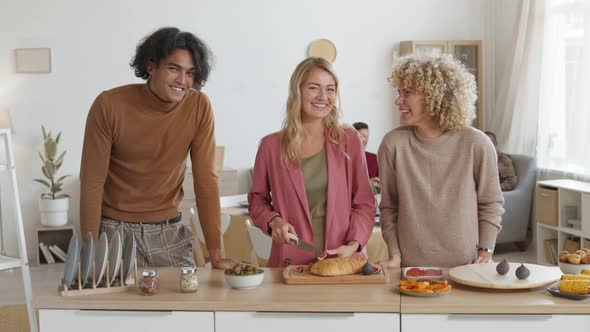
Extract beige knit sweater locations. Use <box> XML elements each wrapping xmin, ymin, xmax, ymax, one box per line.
<box><xmin>378</xmin><ymin>126</ymin><xmax>504</xmax><ymax>267</ymax></box>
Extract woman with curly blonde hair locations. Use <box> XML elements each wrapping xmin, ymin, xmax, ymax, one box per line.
<box><xmin>378</xmin><ymin>55</ymin><xmax>504</xmax><ymax>268</ymax></box>
<box><xmin>248</xmin><ymin>57</ymin><xmax>375</xmax><ymax>267</ymax></box>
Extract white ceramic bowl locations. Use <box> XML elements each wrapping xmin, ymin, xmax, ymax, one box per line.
<box><xmin>224</xmin><ymin>271</ymin><xmax>264</xmax><ymax>289</ymax></box>
<box><xmin>559</xmin><ymin>262</ymin><xmax>590</xmax><ymax>275</ymax></box>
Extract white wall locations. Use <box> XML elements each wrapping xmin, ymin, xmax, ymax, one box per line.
<box><xmin>0</xmin><ymin>0</ymin><xmax>484</xmax><ymax>259</ymax></box>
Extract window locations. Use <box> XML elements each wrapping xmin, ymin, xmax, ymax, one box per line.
<box><xmin>537</xmin><ymin>0</ymin><xmax>588</xmax><ymax>177</ymax></box>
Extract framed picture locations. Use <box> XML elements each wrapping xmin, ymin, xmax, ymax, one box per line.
<box><xmin>15</xmin><ymin>48</ymin><xmax>52</xmax><ymax>73</ymax></box>
<box><xmin>214</xmin><ymin>146</ymin><xmax>225</xmax><ymax>171</ymax></box>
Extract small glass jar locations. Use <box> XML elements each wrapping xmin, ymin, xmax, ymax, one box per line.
<box><xmin>180</xmin><ymin>266</ymin><xmax>199</xmax><ymax>293</ymax></box>
<box><xmin>139</xmin><ymin>270</ymin><xmax>160</xmax><ymax>295</ymax></box>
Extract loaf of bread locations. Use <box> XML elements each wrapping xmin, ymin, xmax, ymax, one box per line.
<box><xmin>310</xmin><ymin>257</ymin><xmax>367</xmax><ymax>277</ymax></box>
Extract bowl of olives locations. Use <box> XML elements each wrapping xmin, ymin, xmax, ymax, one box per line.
<box><xmin>224</xmin><ymin>263</ymin><xmax>265</xmax><ymax>289</ymax></box>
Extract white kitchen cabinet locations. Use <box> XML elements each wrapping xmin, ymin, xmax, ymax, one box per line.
<box><xmin>402</xmin><ymin>314</ymin><xmax>586</xmax><ymax>332</ymax></box>
<box><xmin>39</xmin><ymin>309</ymin><xmax>214</xmax><ymax>332</ymax></box>
<box><xmin>216</xmin><ymin>312</ymin><xmax>399</xmax><ymax>332</ymax></box>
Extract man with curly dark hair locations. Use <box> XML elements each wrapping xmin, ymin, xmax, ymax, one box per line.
<box><xmin>80</xmin><ymin>27</ymin><xmax>237</xmax><ymax>269</ymax></box>
<box><xmin>378</xmin><ymin>55</ymin><xmax>504</xmax><ymax>268</ymax></box>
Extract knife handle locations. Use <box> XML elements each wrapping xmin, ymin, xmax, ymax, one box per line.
<box><xmin>287</xmin><ymin>233</ymin><xmax>298</xmax><ymax>244</ymax></box>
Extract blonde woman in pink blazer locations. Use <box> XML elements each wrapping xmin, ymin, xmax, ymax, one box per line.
<box><xmin>248</xmin><ymin>57</ymin><xmax>375</xmax><ymax>267</ymax></box>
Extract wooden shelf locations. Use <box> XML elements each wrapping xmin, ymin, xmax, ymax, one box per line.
<box><xmin>536</xmin><ymin>179</ymin><xmax>590</xmax><ymax>265</ymax></box>
<box><xmin>35</xmin><ymin>224</ymin><xmax>74</xmax><ymax>265</ymax></box>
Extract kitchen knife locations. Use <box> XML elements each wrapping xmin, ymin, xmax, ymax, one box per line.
<box><xmin>287</xmin><ymin>233</ymin><xmax>315</xmax><ymax>252</ymax></box>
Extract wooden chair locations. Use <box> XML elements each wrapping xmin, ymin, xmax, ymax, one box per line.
<box><xmin>245</xmin><ymin>219</ymin><xmax>272</xmax><ymax>266</ymax></box>
<box><xmin>189</xmin><ymin>207</ymin><xmax>231</xmax><ymax>267</ymax></box>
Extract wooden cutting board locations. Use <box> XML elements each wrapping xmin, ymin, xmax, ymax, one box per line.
<box><xmin>283</xmin><ymin>264</ymin><xmax>390</xmax><ymax>285</ymax></box>
<box><xmin>449</xmin><ymin>262</ymin><xmax>562</xmax><ymax>289</ymax></box>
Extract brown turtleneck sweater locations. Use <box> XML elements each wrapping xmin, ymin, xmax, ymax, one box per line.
<box><xmin>80</xmin><ymin>84</ymin><xmax>221</xmax><ymax>250</ymax></box>
<box><xmin>378</xmin><ymin>126</ymin><xmax>504</xmax><ymax>267</ymax></box>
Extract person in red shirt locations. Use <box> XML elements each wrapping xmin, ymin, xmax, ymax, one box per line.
<box><xmin>353</xmin><ymin>122</ymin><xmax>380</xmax><ymax>193</ymax></box>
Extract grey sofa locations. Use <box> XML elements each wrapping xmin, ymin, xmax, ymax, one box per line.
<box><xmin>495</xmin><ymin>154</ymin><xmax>537</xmax><ymax>246</ymax></box>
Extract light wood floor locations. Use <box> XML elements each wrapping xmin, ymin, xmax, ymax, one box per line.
<box><xmin>0</xmin><ymin>304</ymin><xmax>35</xmax><ymax>332</ymax></box>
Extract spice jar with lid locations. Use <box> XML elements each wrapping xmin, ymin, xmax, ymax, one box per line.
<box><xmin>180</xmin><ymin>266</ymin><xmax>199</xmax><ymax>293</ymax></box>
<box><xmin>139</xmin><ymin>270</ymin><xmax>160</xmax><ymax>295</ymax></box>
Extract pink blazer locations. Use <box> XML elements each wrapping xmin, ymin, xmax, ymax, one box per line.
<box><xmin>248</xmin><ymin>127</ymin><xmax>375</xmax><ymax>267</ymax></box>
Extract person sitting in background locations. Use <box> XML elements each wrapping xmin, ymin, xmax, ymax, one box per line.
<box><xmin>248</xmin><ymin>57</ymin><xmax>375</xmax><ymax>267</ymax></box>
<box><xmin>484</xmin><ymin>131</ymin><xmax>518</xmax><ymax>191</ymax></box>
<box><xmin>352</xmin><ymin>122</ymin><xmax>380</xmax><ymax>193</ymax></box>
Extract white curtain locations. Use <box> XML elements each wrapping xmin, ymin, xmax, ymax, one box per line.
<box><xmin>490</xmin><ymin>0</ymin><xmax>545</xmax><ymax>156</ymax></box>
<box><xmin>536</xmin><ymin>0</ymin><xmax>589</xmax><ymax>180</ymax></box>
<box><xmin>491</xmin><ymin>0</ymin><xmax>589</xmax><ymax>180</ymax></box>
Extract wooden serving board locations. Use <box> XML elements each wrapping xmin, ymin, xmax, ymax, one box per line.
<box><xmin>449</xmin><ymin>262</ymin><xmax>562</xmax><ymax>289</ymax></box>
<box><xmin>283</xmin><ymin>264</ymin><xmax>390</xmax><ymax>285</ymax></box>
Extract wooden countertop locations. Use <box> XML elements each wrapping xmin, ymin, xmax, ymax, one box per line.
<box><xmin>32</xmin><ymin>265</ymin><xmax>400</xmax><ymax>312</ymax></box>
<box><xmin>7</xmin><ymin>265</ymin><xmax>590</xmax><ymax>314</ymax></box>
<box><xmin>400</xmin><ymin>268</ymin><xmax>590</xmax><ymax>314</ymax></box>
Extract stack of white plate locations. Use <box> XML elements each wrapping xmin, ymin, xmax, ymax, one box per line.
<box><xmin>63</xmin><ymin>229</ymin><xmax>136</xmax><ymax>289</ymax></box>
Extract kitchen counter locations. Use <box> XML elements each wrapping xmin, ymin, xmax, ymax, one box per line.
<box><xmin>9</xmin><ymin>264</ymin><xmax>587</xmax><ymax>314</ymax></box>
<box><xmin>0</xmin><ymin>264</ymin><xmax>579</xmax><ymax>314</ymax></box>
<box><xmin>402</xmin><ymin>277</ymin><xmax>590</xmax><ymax>314</ymax></box>
<box><xmin>32</xmin><ymin>264</ymin><xmax>400</xmax><ymax>312</ymax></box>
<box><xmin>5</xmin><ymin>264</ymin><xmax>590</xmax><ymax>332</ymax></box>
<box><xmin>400</xmin><ymin>267</ymin><xmax>590</xmax><ymax>314</ymax></box>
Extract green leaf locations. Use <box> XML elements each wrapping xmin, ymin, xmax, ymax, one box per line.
<box><xmin>41</xmin><ymin>166</ymin><xmax>51</xmax><ymax>179</ymax></box>
<box><xmin>44</xmin><ymin>161</ymin><xmax>56</xmax><ymax>177</ymax></box>
<box><xmin>38</xmin><ymin>152</ymin><xmax>46</xmax><ymax>164</ymax></box>
<box><xmin>41</xmin><ymin>193</ymin><xmax>53</xmax><ymax>199</ymax></box>
<box><xmin>33</xmin><ymin>179</ymin><xmax>51</xmax><ymax>189</ymax></box>
<box><xmin>45</xmin><ymin>140</ymin><xmax>57</xmax><ymax>160</ymax></box>
<box><xmin>56</xmin><ymin>175</ymin><xmax>70</xmax><ymax>183</ymax></box>
<box><xmin>42</xmin><ymin>126</ymin><xmax>47</xmax><ymax>140</ymax></box>
<box><xmin>56</xmin><ymin>132</ymin><xmax>61</xmax><ymax>144</ymax></box>
<box><xmin>56</xmin><ymin>194</ymin><xmax>70</xmax><ymax>199</ymax></box>
<box><xmin>55</xmin><ymin>151</ymin><xmax>66</xmax><ymax>165</ymax></box>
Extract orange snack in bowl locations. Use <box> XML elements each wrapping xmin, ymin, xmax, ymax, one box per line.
<box><xmin>399</xmin><ymin>279</ymin><xmax>452</xmax><ymax>293</ymax></box>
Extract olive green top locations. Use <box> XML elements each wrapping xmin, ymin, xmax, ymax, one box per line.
<box><xmin>301</xmin><ymin>148</ymin><xmax>328</xmax><ymax>257</ymax></box>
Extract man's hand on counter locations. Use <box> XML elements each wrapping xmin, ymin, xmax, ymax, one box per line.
<box><xmin>209</xmin><ymin>248</ymin><xmax>239</xmax><ymax>269</ymax></box>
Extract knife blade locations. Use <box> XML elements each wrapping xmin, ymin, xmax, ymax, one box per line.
<box><xmin>287</xmin><ymin>233</ymin><xmax>315</xmax><ymax>252</ymax></box>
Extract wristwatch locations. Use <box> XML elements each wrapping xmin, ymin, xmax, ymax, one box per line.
<box><xmin>477</xmin><ymin>245</ymin><xmax>494</xmax><ymax>254</ymax></box>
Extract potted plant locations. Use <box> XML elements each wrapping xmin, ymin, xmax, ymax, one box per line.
<box><xmin>34</xmin><ymin>126</ymin><xmax>70</xmax><ymax>227</ymax></box>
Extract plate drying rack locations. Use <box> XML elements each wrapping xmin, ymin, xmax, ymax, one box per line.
<box><xmin>59</xmin><ymin>257</ymin><xmax>138</xmax><ymax>297</ymax></box>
